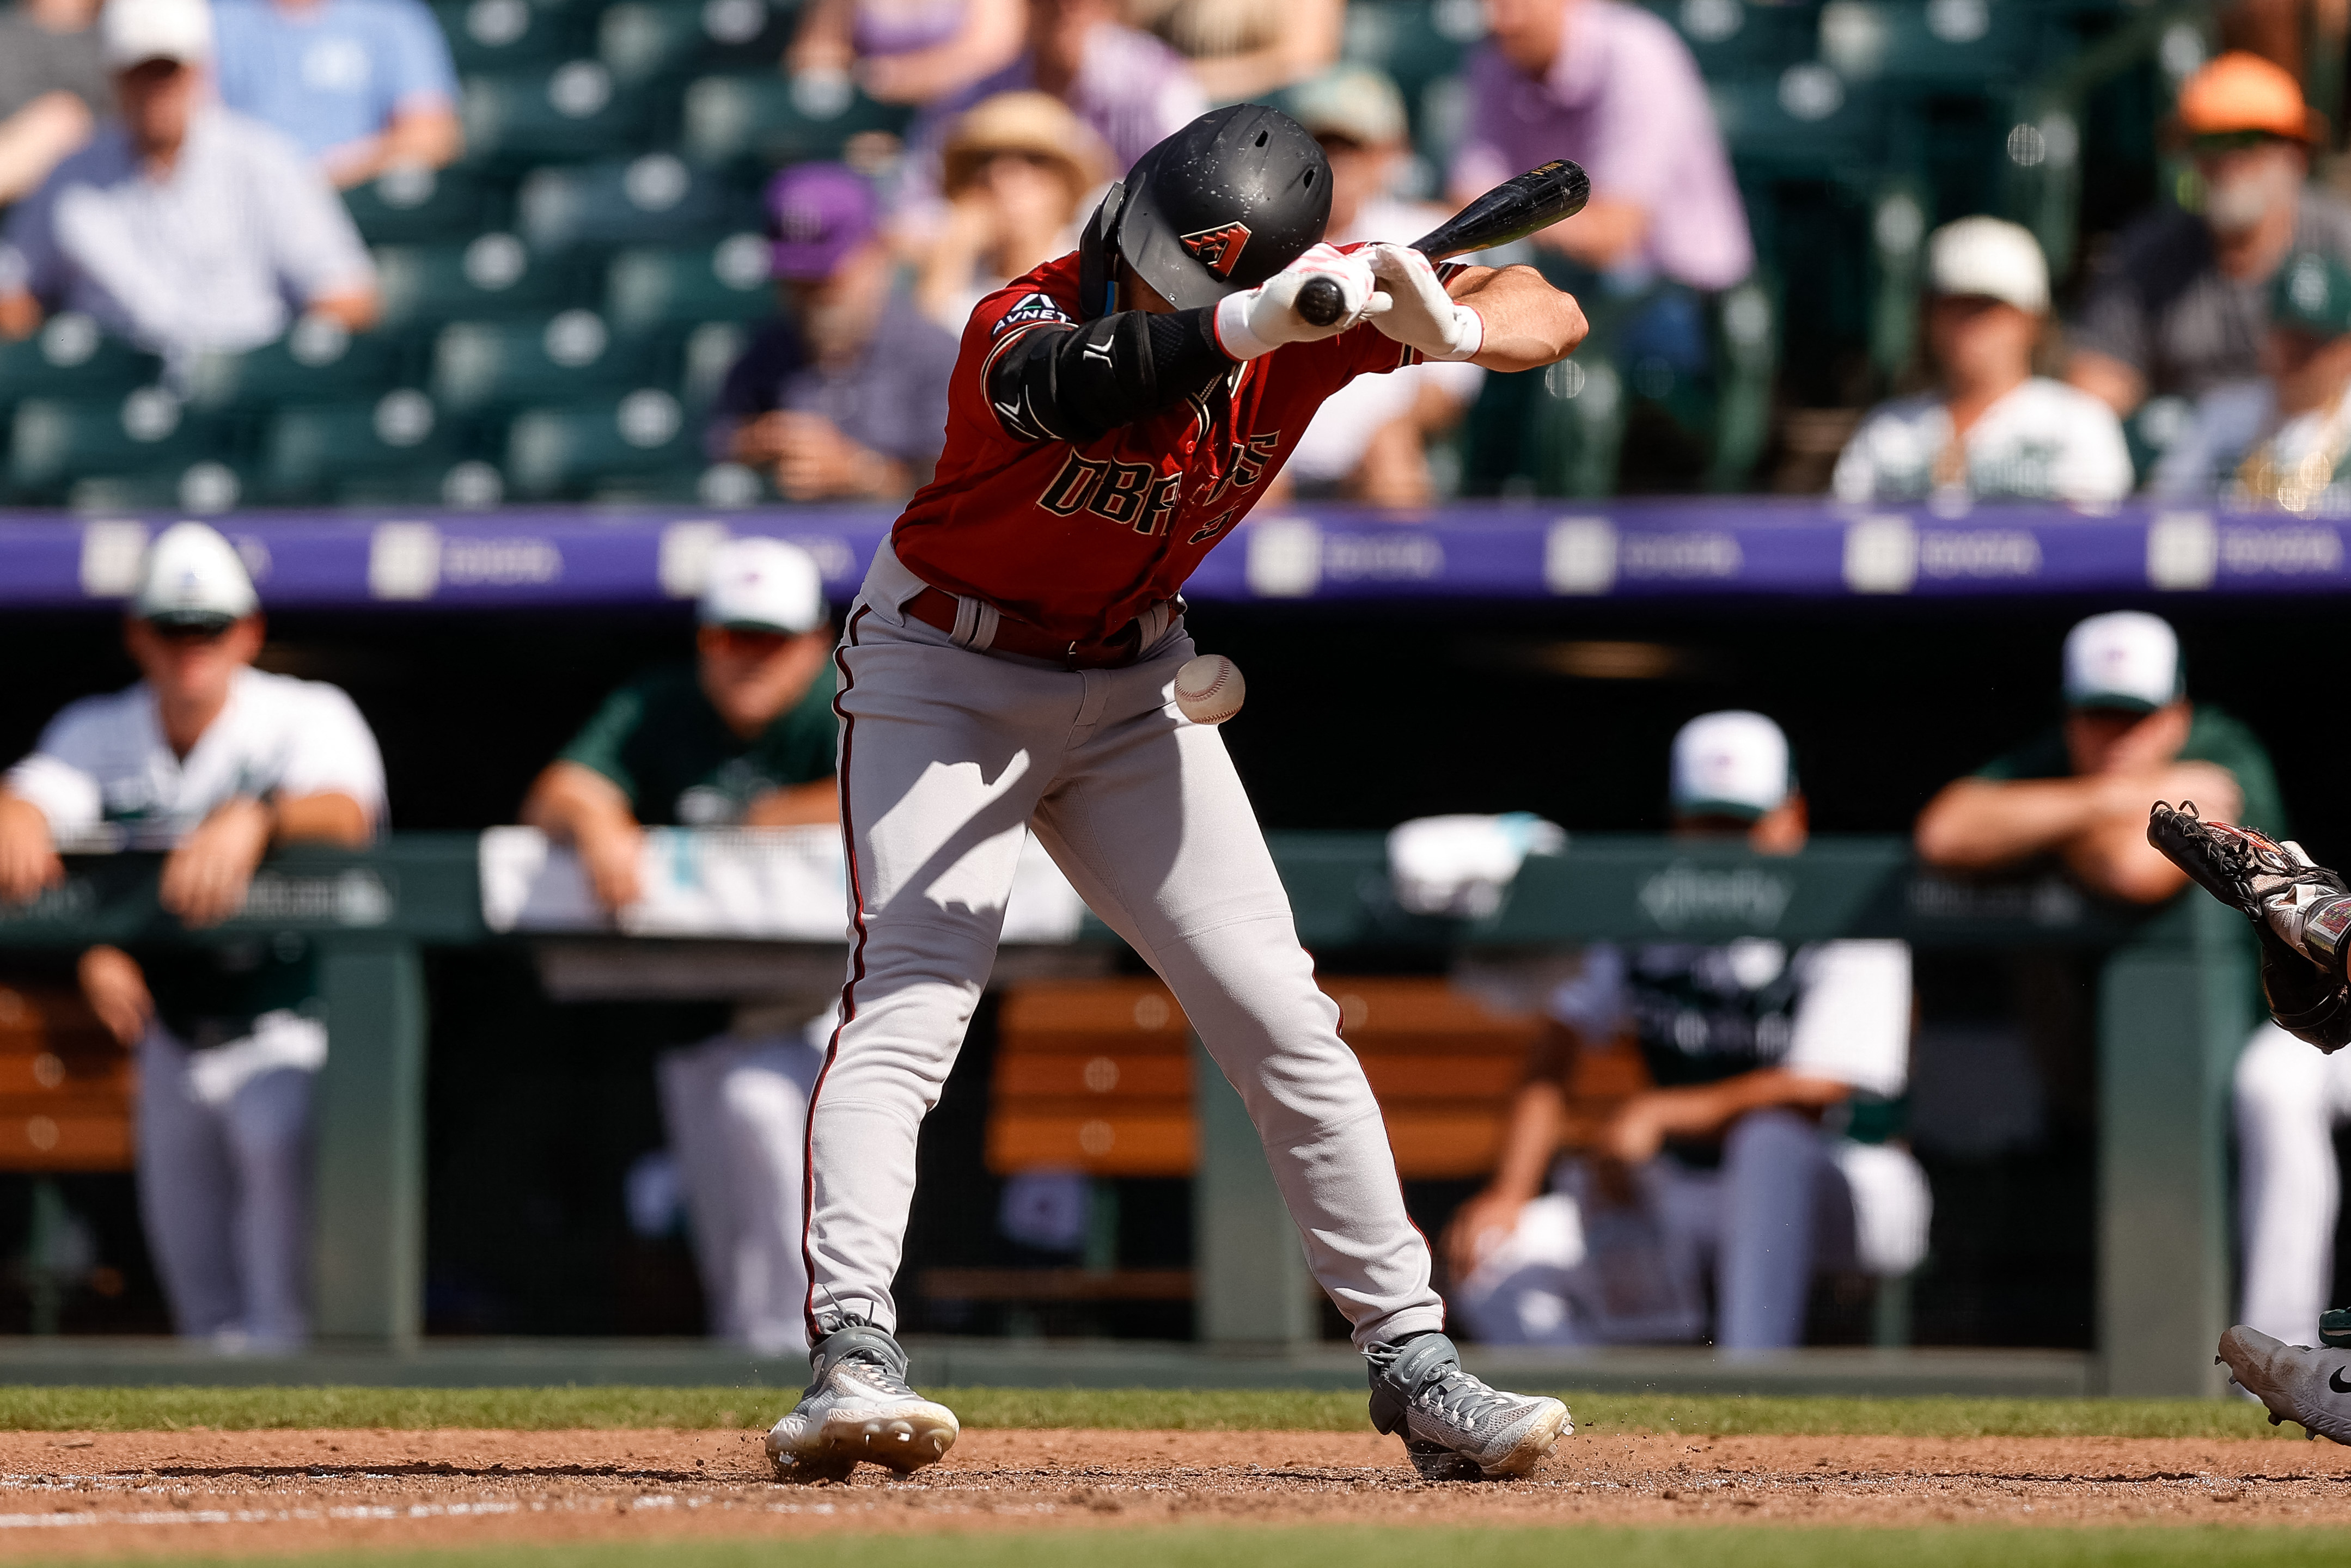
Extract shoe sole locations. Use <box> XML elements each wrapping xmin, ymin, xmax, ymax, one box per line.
<box><xmin>2218</xmin><ymin>1329</ymin><xmax>2351</xmax><ymax>1444</ymax></box>
<box><xmin>1476</xmin><ymin>1399</ymin><xmax>1572</xmax><ymax>1478</ymax></box>
<box><xmin>768</xmin><ymin>1400</ymin><xmax>961</xmax><ymax>1480</ymax></box>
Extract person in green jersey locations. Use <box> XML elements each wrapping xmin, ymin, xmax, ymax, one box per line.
<box><xmin>522</xmin><ymin>535</ymin><xmax>840</xmax><ymax>1354</ymax></box>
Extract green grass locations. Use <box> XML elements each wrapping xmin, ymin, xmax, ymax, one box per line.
<box><xmin>0</xmin><ymin>1386</ymin><xmax>2305</xmax><ymax>1440</ymax></box>
<box><xmin>56</xmin><ymin>1526</ymin><xmax>2351</xmax><ymax>1568</ymax></box>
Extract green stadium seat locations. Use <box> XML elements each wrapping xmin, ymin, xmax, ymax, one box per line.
<box><xmin>681</xmin><ymin>72</ymin><xmax>912</xmax><ymax>169</ymax></box>
<box><xmin>182</xmin><ymin>316</ymin><xmax>410</xmax><ymax>414</ymax></box>
<box><xmin>517</xmin><ymin>154</ymin><xmax>752</xmax><ymax>254</ymax></box>
<box><xmin>599</xmin><ymin>0</ymin><xmax>793</xmax><ymax>85</ymax></box>
<box><xmin>0</xmin><ymin>315</ymin><xmax>162</xmax><ymax>417</ymax></box>
<box><xmin>260</xmin><ymin>391</ymin><xmax>484</xmax><ymax>504</ymax></box>
<box><xmin>375</xmin><ymin>233</ymin><xmax>581</xmax><ymax>328</ymax></box>
<box><xmin>504</xmin><ymin>389</ymin><xmax>716</xmax><ymax>499</ymax></box>
<box><xmin>460</xmin><ymin>63</ymin><xmax>654</xmax><ymax>166</ymax></box>
<box><xmin>1816</xmin><ymin>0</ymin><xmax>2054</xmax><ymax>90</ymax></box>
<box><xmin>1643</xmin><ymin>0</ymin><xmax>1823</xmax><ymax>78</ymax></box>
<box><xmin>606</xmin><ymin>236</ymin><xmax>774</xmax><ymax>334</ymax></box>
<box><xmin>343</xmin><ymin>163</ymin><xmax>499</xmax><ymax>245</ymax></box>
<box><xmin>1711</xmin><ymin>67</ymin><xmax>1890</xmax><ymax>181</ymax></box>
<box><xmin>431</xmin><ymin>311</ymin><xmax>653</xmax><ymax>412</ymax></box>
<box><xmin>678</xmin><ymin>319</ymin><xmax>755</xmax><ymax>409</ymax></box>
<box><xmin>433</xmin><ymin>0</ymin><xmax>587</xmax><ymax>73</ymax></box>
<box><xmin>8</xmin><ymin>389</ymin><xmax>231</xmax><ymax>505</ymax></box>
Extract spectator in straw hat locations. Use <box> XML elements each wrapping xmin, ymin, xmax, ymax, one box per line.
<box><xmin>2069</xmin><ymin>51</ymin><xmax>2351</xmax><ymax>417</ymax></box>
<box><xmin>912</xmin><ymin>90</ymin><xmax>1106</xmax><ymax>332</ymax></box>
<box><xmin>1835</xmin><ymin>216</ymin><xmax>2130</xmax><ymax>504</ymax></box>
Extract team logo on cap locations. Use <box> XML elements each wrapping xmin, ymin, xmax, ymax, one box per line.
<box><xmin>1179</xmin><ymin>223</ymin><xmax>1251</xmax><ymax>278</ymax></box>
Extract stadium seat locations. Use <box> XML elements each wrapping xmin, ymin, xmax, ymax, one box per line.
<box><xmin>8</xmin><ymin>389</ymin><xmax>236</xmax><ymax>506</ymax></box>
<box><xmin>375</xmin><ymin>232</ymin><xmax>581</xmax><ymax>328</ymax></box>
<box><xmin>182</xmin><ymin>316</ymin><xmax>410</xmax><ymax>414</ymax></box>
<box><xmin>433</xmin><ymin>0</ymin><xmax>588</xmax><ymax>73</ymax></box>
<box><xmin>516</xmin><ymin>154</ymin><xmax>752</xmax><ymax>254</ymax></box>
<box><xmin>261</xmin><ymin>391</ymin><xmax>484</xmax><ymax>504</ymax></box>
<box><xmin>460</xmin><ymin>62</ymin><xmax>655</xmax><ymax>166</ymax></box>
<box><xmin>0</xmin><ymin>315</ymin><xmax>161</xmax><ymax>419</ymax></box>
<box><xmin>342</xmin><ymin>163</ymin><xmax>500</xmax><ymax>246</ymax></box>
<box><xmin>680</xmin><ymin>72</ymin><xmax>912</xmax><ymax>169</ymax></box>
<box><xmin>431</xmin><ymin>311</ymin><xmax>653</xmax><ymax>412</ymax></box>
<box><xmin>605</xmin><ymin>235</ymin><xmax>774</xmax><ymax>334</ymax></box>
<box><xmin>1643</xmin><ymin>0</ymin><xmax>1825</xmax><ymax>78</ymax></box>
<box><xmin>1816</xmin><ymin>0</ymin><xmax>2054</xmax><ymax>90</ymax></box>
<box><xmin>1711</xmin><ymin>66</ymin><xmax>1894</xmax><ymax>181</ymax></box>
<box><xmin>503</xmin><ymin>389</ymin><xmax>724</xmax><ymax>500</ymax></box>
<box><xmin>599</xmin><ymin>0</ymin><xmax>794</xmax><ymax>85</ymax></box>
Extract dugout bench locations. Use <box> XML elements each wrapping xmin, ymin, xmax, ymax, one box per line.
<box><xmin>0</xmin><ymin>831</ymin><xmax>2251</xmax><ymax>1395</ymax></box>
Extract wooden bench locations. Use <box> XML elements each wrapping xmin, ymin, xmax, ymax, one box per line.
<box><xmin>0</xmin><ymin>984</ymin><xmax>133</xmax><ymax>1172</ymax></box>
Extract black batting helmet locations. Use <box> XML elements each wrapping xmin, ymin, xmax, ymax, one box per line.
<box><xmin>1077</xmin><ymin>104</ymin><xmax>1332</xmax><ymax>318</ymax></box>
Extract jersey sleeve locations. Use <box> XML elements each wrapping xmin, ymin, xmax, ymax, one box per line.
<box><xmin>556</xmin><ymin>682</ymin><xmax>651</xmax><ymax>805</ymax></box>
<box><xmin>1543</xmin><ymin>944</ymin><xmax>1629</xmax><ymax>1037</ymax></box>
<box><xmin>1782</xmin><ymin>940</ymin><xmax>1912</xmax><ymax>1097</ymax></box>
<box><xmin>2049</xmin><ymin>388</ymin><xmax>2135</xmax><ymax>504</ymax></box>
<box><xmin>3</xmin><ymin>700</ymin><xmax>111</xmax><ymax>835</ymax></box>
<box><xmin>277</xmin><ymin>682</ymin><xmax>388</xmax><ymax>829</ymax></box>
<box><xmin>383</xmin><ymin>0</ymin><xmax>461</xmax><ymax>108</ymax></box>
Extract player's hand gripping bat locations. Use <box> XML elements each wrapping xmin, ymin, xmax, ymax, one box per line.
<box><xmin>1292</xmin><ymin>158</ymin><xmax>1590</xmax><ymax>328</ymax></box>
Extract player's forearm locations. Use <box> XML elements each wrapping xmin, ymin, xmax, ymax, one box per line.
<box><xmin>742</xmin><ymin>779</ymin><xmax>841</xmax><ymax>827</ymax></box>
<box><xmin>2061</xmin><ymin>813</ymin><xmax>2192</xmax><ymax>904</ymax></box>
<box><xmin>522</xmin><ymin>763</ymin><xmax>640</xmax><ymax>845</ymax></box>
<box><xmin>1482</xmin><ymin>1079</ymin><xmax>1567</xmax><ymax>1203</ymax></box>
<box><xmin>1449</xmin><ymin>265</ymin><xmax>1587</xmax><ymax>372</ymax></box>
<box><xmin>1637</xmin><ymin>1069</ymin><xmax>1848</xmax><ymax>1141</ymax></box>
<box><xmin>1913</xmin><ymin>776</ymin><xmax>2118</xmax><ymax>871</ymax></box>
<box><xmin>270</xmin><ymin>792</ymin><xmax>374</xmax><ymax>847</ymax></box>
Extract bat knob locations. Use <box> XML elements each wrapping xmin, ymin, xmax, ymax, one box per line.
<box><xmin>1294</xmin><ymin>275</ymin><xmax>1345</xmax><ymax>328</ymax></box>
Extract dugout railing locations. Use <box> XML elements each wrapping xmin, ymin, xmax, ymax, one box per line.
<box><xmin>0</xmin><ymin>832</ymin><xmax>2251</xmax><ymax>1396</ymax></box>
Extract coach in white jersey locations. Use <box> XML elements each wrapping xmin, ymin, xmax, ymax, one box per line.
<box><xmin>0</xmin><ymin>522</ymin><xmax>386</xmax><ymax>1349</ymax></box>
<box><xmin>1444</xmin><ymin>713</ymin><xmax>1928</xmax><ymax>1349</ymax></box>
<box><xmin>1835</xmin><ymin>217</ymin><xmax>2132</xmax><ymax>506</ymax></box>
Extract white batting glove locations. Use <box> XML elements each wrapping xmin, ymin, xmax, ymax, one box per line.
<box><xmin>1364</xmin><ymin>243</ymin><xmax>1483</xmax><ymax>362</ymax></box>
<box><xmin>1213</xmin><ymin>243</ymin><xmax>1378</xmax><ymax>360</ymax></box>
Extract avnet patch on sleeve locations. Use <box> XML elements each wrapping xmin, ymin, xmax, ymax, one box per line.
<box><xmin>994</xmin><ymin>293</ymin><xmax>1074</xmax><ymax>333</ymax></box>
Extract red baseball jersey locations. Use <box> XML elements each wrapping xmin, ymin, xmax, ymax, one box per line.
<box><xmin>890</xmin><ymin>249</ymin><xmax>1427</xmax><ymax>645</ymax></box>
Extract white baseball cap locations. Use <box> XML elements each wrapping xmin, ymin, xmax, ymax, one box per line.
<box><xmin>1928</xmin><ymin>216</ymin><xmax>2050</xmax><ymax>315</ymax></box>
<box><xmin>131</xmin><ymin>521</ymin><xmax>258</xmax><ymax>628</ymax></box>
<box><xmin>103</xmin><ymin>0</ymin><xmax>215</xmax><ymax>69</ymax></box>
<box><xmin>2062</xmin><ymin>610</ymin><xmax>2182</xmax><ymax>713</ymax></box>
<box><xmin>697</xmin><ymin>536</ymin><xmax>826</xmax><ymax>635</ymax></box>
<box><xmin>1670</xmin><ymin>710</ymin><xmax>1793</xmax><ymax>821</ymax></box>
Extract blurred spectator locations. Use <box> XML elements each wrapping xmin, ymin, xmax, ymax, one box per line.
<box><xmin>2068</xmin><ymin>52</ymin><xmax>2351</xmax><ymax>417</ymax></box>
<box><xmin>520</xmin><ymin>538</ymin><xmax>840</xmax><ymax>1356</ymax></box>
<box><xmin>0</xmin><ymin>524</ymin><xmax>386</xmax><ymax>1351</ymax></box>
<box><xmin>1443</xmin><ymin>713</ymin><xmax>1926</xmax><ymax>1349</ymax></box>
<box><xmin>1453</xmin><ymin>0</ymin><xmax>1751</xmax><ymax>293</ymax></box>
<box><xmin>210</xmin><ymin>0</ymin><xmax>462</xmax><ymax>188</ymax></box>
<box><xmin>709</xmin><ymin>163</ymin><xmax>957</xmax><ymax>502</ymax></box>
<box><xmin>2152</xmin><ymin>251</ymin><xmax>2351</xmax><ymax>506</ymax></box>
<box><xmin>1128</xmin><ymin>0</ymin><xmax>1341</xmax><ymax>102</ymax></box>
<box><xmin>789</xmin><ymin>0</ymin><xmax>1025</xmax><ymax>107</ymax></box>
<box><xmin>0</xmin><ymin>0</ymin><xmax>108</xmax><ymax>207</ymax></box>
<box><xmin>1913</xmin><ymin>611</ymin><xmax>2282</xmax><ymax>904</ymax></box>
<box><xmin>0</xmin><ymin>0</ymin><xmax>378</xmax><ymax>357</ymax></box>
<box><xmin>1283</xmin><ymin>66</ymin><xmax>1483</xmax><ymax>506</ymax></box>
<box><xmin>901</xmin><ymin>0</ymin><xmax>1206</xmax><ymax>226</ymax></box>
<box><xmin>912</xmin><ymin>90</ymin><xmax>1104</xmax><ymax>333</ymax></box>
<box><xmin>1834</xmin><ymin>218</ymin><xmax>2131</xmax><ymax>505</ymax></box>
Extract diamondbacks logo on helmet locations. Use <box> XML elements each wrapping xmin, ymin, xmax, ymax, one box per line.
<box><xmin>1180</xmin><ymin>223</ymin><xmax>1251</xmax><ymax>278</ymax></box>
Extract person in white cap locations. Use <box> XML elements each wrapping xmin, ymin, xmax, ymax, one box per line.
<box><xmin>1443</xmin><ymin>712</ymin><xmax>1926</xmax><ymax>1350</ymax></box>
<box><xmin>1279</xmin><ymin>65</ymin><xmax>1483</xmax><ymax>506</ymax></box>
<box><xmin>520</xmin><ymin>535</ymin><xmax>839</xmax><ymax>1355</ymax></box>
<box><xmin>1834</xmin><ymin>217</ymin><xmax>2132</xmax><ymax>505</ymax></box>
<box><xmin>0</xmin><ymin>522</ymin><xmax>386</xmax><ymax>1350</ymax></box>
<box><xmin>0</xmin><ymin>0</ymin><xmax>378</xmax><ymax>357</ymax></box>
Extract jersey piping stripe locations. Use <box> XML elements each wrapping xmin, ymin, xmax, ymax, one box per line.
<box><xmin>802</xmin><ymin>601</ymin><xmax>874</xmax><ymax>1339</ymax></box>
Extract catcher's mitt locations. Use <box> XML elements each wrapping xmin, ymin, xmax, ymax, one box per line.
<box><xmin>2147</xmin><ymin>801</ymin><xmax>2351</xmax><ymax>1052</ymax></box>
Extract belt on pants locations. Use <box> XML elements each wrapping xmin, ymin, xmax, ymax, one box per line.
<box><xmin>905</xmin><ymin>586</ymin><xmax>1150</xmax><ymax>670</ymax></box>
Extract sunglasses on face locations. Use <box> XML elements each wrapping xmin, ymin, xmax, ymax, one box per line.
<box><xmin>149</xmin><ymin>622</ymin><xmax>230</xmax><ymax>646</ymax></box>
<box><xmin>2191</xmin><ymin>131</ymin><xmax>2287</xmax><ymax>155</ymax></box>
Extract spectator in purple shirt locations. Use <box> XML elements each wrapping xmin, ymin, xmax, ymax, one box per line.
<box><xmin>709</xmin><ymin>163</ymin><xmax>958</xmax><ymax>503</ymax></box>
<box><xmin>1452</xmin><ymin>0</ymin><xmax>1751</xmax><ymax>295</ymax></box>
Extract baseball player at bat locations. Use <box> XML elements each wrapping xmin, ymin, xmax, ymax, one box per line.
<box><xmin>2146</xmin><ymin>801</ymin><xmax>2351</xmax><ymax>1442</ymax></box>
<box><xmin>762</xmin><ymin>104</ymin><xmax>1587</xmax><ymax>1484</ymax></box>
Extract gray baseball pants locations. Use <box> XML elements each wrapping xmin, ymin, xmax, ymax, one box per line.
<box><xmin>803</xmin><ymin>543</ymin><xmax>1444</xmax><ymax>1350</ymax></box>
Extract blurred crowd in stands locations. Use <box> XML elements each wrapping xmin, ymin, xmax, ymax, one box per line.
<box><xmin>9</xmin><ymin>0</ymin><xmax>2351</xmax><ymax>511</ymax></box>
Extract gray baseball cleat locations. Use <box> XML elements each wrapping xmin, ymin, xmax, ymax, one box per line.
<box><xmin>1366</xmin><ymin>1331</ymin><xmax>1572</xmax><ymax>1480</ymax></box>
<box><xmin>2216</xmin><ymin>1325</ymin><xmax>2351</xmax><ymax>1443</ymax></box>
<box><xmin>764</xmin><ymin>1321</ymin><xmax>960</xmax><ymax>1482</ymax></box>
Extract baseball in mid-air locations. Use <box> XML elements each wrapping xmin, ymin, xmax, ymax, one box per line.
<box><xmin>1174</xmin><ymin>654</ymin><xmax>1246</xmax><ymax>724</ymax></box>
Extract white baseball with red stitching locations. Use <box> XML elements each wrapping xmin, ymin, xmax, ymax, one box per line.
<box><xmin>1174</xmin><ymin>654</ymin><xmax>1247</xmax><ymax>724</ymax></box>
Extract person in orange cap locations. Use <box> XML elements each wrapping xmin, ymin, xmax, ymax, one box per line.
<box><xmin>2068</xmin><ymin>50</ymin><xmax>2351</xmax><ymax>419</ymax></box>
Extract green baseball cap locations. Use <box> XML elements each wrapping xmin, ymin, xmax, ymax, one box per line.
<box><xmin>2273</xmin><ymin>251</ymin><xmax>2351</xmax><ymax>337</ymax></box>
